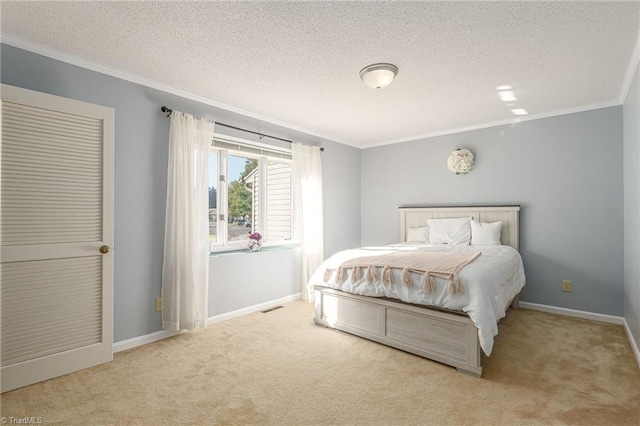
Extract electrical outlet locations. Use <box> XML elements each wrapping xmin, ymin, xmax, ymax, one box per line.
<box><xmin>562</xmin><ymin>280</ymin><xmax>572</xmax><ymax>292</ymax></box>
<box><xmin>155</xmin><ymin>297</ymin><xmax>163</xmax><ymax>312</ymax></box>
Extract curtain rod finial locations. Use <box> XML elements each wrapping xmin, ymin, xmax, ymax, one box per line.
<box><xmin>161</xmin><ymin>106</ymin><xmax>173</xmax><ymax>117</ymax></box>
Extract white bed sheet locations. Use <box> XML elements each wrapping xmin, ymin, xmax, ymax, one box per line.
<box><xmin>308</xmin><ymin>244</ymin><xmax>526</xmax><ymax>355</ymax></box>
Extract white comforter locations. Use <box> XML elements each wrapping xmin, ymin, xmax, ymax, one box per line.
<box><xmin>307</xmin><ymin>244</ymin><xmax>526</xmax><ymax>355</ymax></box>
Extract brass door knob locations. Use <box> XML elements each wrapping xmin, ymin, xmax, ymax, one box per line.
<box><xmin>100</xmin><ymin>245</ymin><xmax>111</xmax><ymax>254</ymax></box>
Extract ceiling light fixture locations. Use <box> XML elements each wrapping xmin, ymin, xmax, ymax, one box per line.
<box><xmin>359</xmin><ymin>63</ymin><xmax>399</xmax><ymax>89</ymax></box>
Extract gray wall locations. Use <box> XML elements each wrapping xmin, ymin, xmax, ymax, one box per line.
<box><xmin>209</xmin><ymin>248</ymin><xmax>301</xmax><ymax>316</ymax></box>
<box><xmin>361</xmin><ymin>107</ymin><xmax>624</xmax><ymax>316</ymax></box>
<box><xmin>1</xmin><ymin>41</ymin><xmax>631</xmax><ymax>343</ymax></box>
<box><xmin>624</xmin><ymin>60</ymin><xmax>640</xmax><ymax>351</ymax></box>
<box><xmin>1</xmin><ymin>44</ymin><xmax>361</xmax><ymax>343</ymax></box>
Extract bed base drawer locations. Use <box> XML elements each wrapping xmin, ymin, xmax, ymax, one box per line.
<box><xmin>313</xmin><ymin>286</ymin><xmax>482</xmax><ymax>377</ymax></box>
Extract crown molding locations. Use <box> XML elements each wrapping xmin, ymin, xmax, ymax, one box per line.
<box><xmin>0</xmin><ymin>35</ymin><xmax>354</xmax><ymax>148</ymax></box>
<box><xmin>359</xmin><ymin>100</ymin><xmax>621</xmax><ymax>149</ymax></box>
<box><xmin>1</xmin><ymin>34</ymin><xmax>630</xmax><ymax>151</ymax></box>
<box><xmin>620</xmin><ymin>28</ymin><xmax>640</xmax><ymax>104</ymax></box>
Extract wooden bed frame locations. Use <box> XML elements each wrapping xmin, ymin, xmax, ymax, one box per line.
<box><xmin>313</xmin><ymin>206</ymin><xmax>520</xmax><ymax>377</ymax></box>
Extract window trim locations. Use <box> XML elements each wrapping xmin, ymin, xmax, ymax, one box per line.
<box><xmin>208</xmin><ymin>133</ymin><xmax>295</xmax><ymax>254</ymax></box>
<box><xmin>211</xmin><ymin>133</ymin><xmax>292</xmax><ymax>159</ymax></box>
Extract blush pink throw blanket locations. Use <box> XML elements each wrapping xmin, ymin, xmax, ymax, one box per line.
<box><xmin>323</xmin><ymin>250</ymin><xmax>481</xmax><ymax>295</ymax></box>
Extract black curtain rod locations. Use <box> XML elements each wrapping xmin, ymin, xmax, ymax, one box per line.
<box><xmin>161</xmin><ymin>106</ymin><xmax>324</xmax><ymax>151</ymax></box>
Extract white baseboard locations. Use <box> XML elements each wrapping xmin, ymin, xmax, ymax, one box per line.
<box><xmin>623</xmin><ymin>319</ymin><xmax>640</xmax><ymax>369</ymax></box>
<box><xmin>113</xmin><ymin>293</ymin><xmax>303</xmax><ymax>353</ymax></box>
<box><xmin>114</xmin><ymin>296</ymin><xmax>639</xmax><ymax>370</ymax></box>
<box><xmin>520</xmin><ymin>301</ymin><xmax>640</xmax><ymax>370</ymax></box>
<box><xmin>519</xmin><ymin>301</ymin><xmax>625</xmax><ymax>324</ymax></box>
<box><xmin>206</xmin><ymin>293</ymin><xmax>302</xmax><ymax>326</ymax></box>
<box><xmin>113</xmin><ymin>329</ymin><xmax>185</xmax><ymax>353</ymax></box>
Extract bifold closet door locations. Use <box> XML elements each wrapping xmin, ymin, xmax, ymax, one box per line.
<box><xmin>1</xmin><ymin>84</ymin><xmax>114</xmax><ymax>393</ymax></box>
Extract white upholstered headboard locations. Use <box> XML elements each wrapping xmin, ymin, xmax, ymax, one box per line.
<box><xmin>399</xmin><ymin>206</ymin><xmax>520</xmax><ymax>250</ymax></box>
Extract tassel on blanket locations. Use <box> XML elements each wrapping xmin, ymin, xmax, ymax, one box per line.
<box><xmin>382</xmin><ymin>265</ymin><xmax>393</xmax><ymax>286</ymax></box>
<box><xmin>401</xmin><ymin>268</ymin><xmax>412</xmax><ymax>287</ymax></box>
<box><xmin>336</xmin><ymin>267</ymin><xmax>346</xmax><ymax>284</ymax></box>
<box><xmin>421</xmin><ymin>272</ymin><xmax>436</xmax><ymax>294</ymax></box>
<box><xmin>428</xmin><ymin>274</ymin><xmax>436</xmax><ymax>293</ymax></box>
<box><xmin>352</xmin><ymin>266</ymin><xmax>362</xmax><ymax>283</ymax></box>
<box><xmin>448</xmin><ymin>274</ymin><xmax>464</xmax><ymax>295</ymax></box>
<box><xmin>323</xmin><ymin>269</ymin><xmax>332</xmax><ymax>282</ymax></box>
<box><xmin>366</xmin><ymin>265</ymin><xmax>378</xmax><ymax>285</ymax></box>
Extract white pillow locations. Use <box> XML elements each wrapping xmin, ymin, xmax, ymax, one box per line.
<box><xmin>470</xmin><ymin>220</ymin><xmax>502</xmax><ymax>246</ymax></box>
<box><xmin>406</xmin><ymin>226</ymin><xmax>429</xmax><ymax>243</ymax></box>
<box><xmin>427</xmin><ymin>218</ymin><xmax>471</xmax><ymax>246</ymax></box>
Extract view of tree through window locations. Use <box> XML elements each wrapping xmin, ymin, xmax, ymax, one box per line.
<box><xmin>209</xmin><ymin>143</ymin><xmax>292</xmax><ymax>251</ymax></box>
<box><xmin>227</xmin><ymin>156</ymin><xmax>257</xmax><ymax>241</ymax></box>
<box><xmin>208</xmin><ymin>152</ymin><xmax>218</xmax><ymax>244</ymax></box>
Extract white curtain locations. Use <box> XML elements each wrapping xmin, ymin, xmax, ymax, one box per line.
<box><xmin>162</xmin><ymin>111</ymin><xmax>215</xmax><ymax>331</ymax></box>
<box><xmin>292</xmin><ymin>142</ymin><xmax>324</xmax><ymax>301</ymax></box>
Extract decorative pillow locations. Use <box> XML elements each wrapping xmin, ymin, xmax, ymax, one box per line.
<box><xmin>427</xmin><ymin>218</ymin><xmax>471</xmax><ymax>246</ymax></box>
<box><xmin>406</xmin><ymin>226</ymin><xmax>429</xmax><ymax>243</ymax></box>
<box><xmin>470</xmin><ymin>220</ymin><xmax>503</xmax><ymax>246</ymax></box>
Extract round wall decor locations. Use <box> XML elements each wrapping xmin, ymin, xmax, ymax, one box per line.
<box><xmin>447</xmin><ymin>148</ymin><xmax>475</xmax><ymax>174</ymax></box>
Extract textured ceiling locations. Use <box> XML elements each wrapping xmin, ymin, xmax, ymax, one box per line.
<box><xmin>1</xmin><ymin>1</ymin><xmax>639</xmax><ymax>148</ymax></box>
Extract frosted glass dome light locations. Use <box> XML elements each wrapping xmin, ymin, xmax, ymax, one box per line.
<box><xmin>359</xmin><ymin>63</ymin><xmax>399</xmax><ymax>89</ymax></box>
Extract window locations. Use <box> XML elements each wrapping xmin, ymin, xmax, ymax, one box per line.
<box><xmin>208</xmin><ymin>135</ymin><xmax>293</xmax><ymax>252</ymax></box>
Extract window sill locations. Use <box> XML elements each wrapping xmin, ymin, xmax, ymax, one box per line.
<box><xmin>209</xmin><ymin>242</ymin><xmax>299</xmax><ymax>258</ymax></box>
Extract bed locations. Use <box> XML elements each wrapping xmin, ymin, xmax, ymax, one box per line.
<box><xmin>309</xmin><ymin>206</ymin><xmax>525</xmax><ymax>377</ymax></box>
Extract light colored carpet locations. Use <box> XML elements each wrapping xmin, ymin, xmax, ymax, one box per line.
<box><xmin>1</xmin><ymin>301</ymin><xmax>639</xmax><ymax>425</ymax></box>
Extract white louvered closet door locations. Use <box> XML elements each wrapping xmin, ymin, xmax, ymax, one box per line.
<box><xmin>0</xmin><ymin>84</ymin><xmax>114</xmax><ymax>393</ymax></box>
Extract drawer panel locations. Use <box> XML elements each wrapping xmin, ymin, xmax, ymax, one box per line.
<box><xmin>385</xmin><ymin>308</ymin><xmax>467</xmax><ymax>362</ymax></box>
<box><xmin>321</xmin><ymin>293</ymin><xmax>382</xmax><ymax>335</ymax></box>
